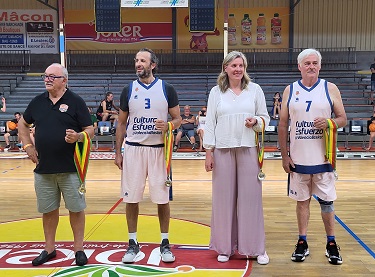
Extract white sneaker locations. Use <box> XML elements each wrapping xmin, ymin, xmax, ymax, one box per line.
<box><xmin>160</xmin><ymin>239</ymin><xmax>175</xmax><ymax>262</ymax></box>
<box><xmin>257</xmin><ymin>252</ymin><xmax>269</xmax><ymax>265</ymax></box>
<box><xmin>122</xmin><ymin>239</ymin><xmax>140</xmax><ymax>263</ymax></box>
<box><xmin>217</xmin><ymin>254</ymin><xmax>229</xmax><ymax>262</ymax></box>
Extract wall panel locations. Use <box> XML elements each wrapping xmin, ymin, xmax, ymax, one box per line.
<box><xmin>0</xmin><ymin>0</ymin><xmax>373</xmax><ymax>50</ymax></box>
<box><xmin>293</xmin><ymin>0</ymin><xmax>374</xmax><ymax>50</ymax></box>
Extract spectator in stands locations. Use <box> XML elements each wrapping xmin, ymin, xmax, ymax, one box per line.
<box><xmin>173</xmin><ymin>105</ymin><xmax>197</xmax><ymax>151</ymax></box>
<box><xmin>3</xmin><ymin>112</ymin><xmax>21</xmax><ymax>150</ymax></box>
<box><xmin>96</xmin><ymin>91</ymin><xmax>119</xmax><ymax>122</ymax></box>
<box><xmin>0</xmin><ymin>96</ymin><xmax>6</xmax><ymax>112</ymax></box>
<box><xmin>366</xmin><ymin>113</ymin><xmax>375</xmax><ymax>151</ymax></box>
<box><xmin>114</xmin><ymin>48</ymin><xmax>181</xmax><ymax>264</ymax></box>
<box><xmin>272</xmin><ymin>92</ymin><xmax>282</xmax><ymax>119</ymax></box>
<box><xmin>196</xmin><ymin>106</ymin><xmax>207</xmax><ymax>151</ymax></box>
<box><xmin>17</xmin><ymin>63</ymin><xmax>94</xmax><ymax>267</ymax></box>
<box><xmin>371</xmin><ymin>57</ymin><xmax>375</xmax><ymax>92</ymax></box>
<box><xmin>88</xmin><ymin>106</ymin><xmax>98</xmax><ymax>131</ymax></box>
<box><xmin>203</xmin><ymin>51</ymin><xmax>270</xmax><ymax>264</ymax></box>
<box><xmin>278</xmin><ymin>48</ymin><xmax>347</xmax><ymax>265</ymax></box>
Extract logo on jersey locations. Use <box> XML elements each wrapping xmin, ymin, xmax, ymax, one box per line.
<box><xmin>59</xmin><ymin>104</ymin><xmax>68</xmax><ymax>112</ymax></box>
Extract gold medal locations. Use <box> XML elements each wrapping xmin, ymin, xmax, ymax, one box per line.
<box><xmin>78</xmin><ymin>183</ymin><xmax>86</xmax><ymax>195</ymax></box>
<box><xmin>258</xmin><ymin>170</ymin><xmax>266</xmax><ymax>181</ymax></box>
<box><xmin>165</xmin><ymin>176</ymin><xmax>172</xmax><ymax>187</ymax></box>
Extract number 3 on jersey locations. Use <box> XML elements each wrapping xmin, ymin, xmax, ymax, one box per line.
<box><xmin>145</xmin><ymin>98</ymin><xmax>151</xmax><ymax>109</ymax></box>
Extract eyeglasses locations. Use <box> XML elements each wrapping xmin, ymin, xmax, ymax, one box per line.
<box><xmin>41</xmin><ymin>74</ymin><xmax>65</xmax><ymax>81</ymax></box>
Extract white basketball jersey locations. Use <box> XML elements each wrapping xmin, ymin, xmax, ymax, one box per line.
<box><xmin>288</xmin><ymin>79</ymin><xmax>333</xmax><ymax>173</ymax></box>
<box><xmin>126</xmin><ymin>78</ymin><xmax>168</xmax><ymax>145</ymax></box>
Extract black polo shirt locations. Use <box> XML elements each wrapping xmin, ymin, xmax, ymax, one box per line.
<box><xmin>23</xmin><ymin>88</ymin><xmax>92</xmax><ymax>174</ymax></box>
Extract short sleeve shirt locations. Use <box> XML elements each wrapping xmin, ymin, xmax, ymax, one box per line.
<box><xmin>22</xmin><ymin>89</ymin><xmax>92</xmax><ymax>174</ymax></box>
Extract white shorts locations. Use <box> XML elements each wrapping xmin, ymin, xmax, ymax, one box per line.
<box><xmin>288</xmin><ymin>172</ymin><xmax>337</xmax><ymax>201</ymax></box>
<box><xmin>121</xmin><ymin>144</ymin><xmax>169</xmax><ymax>204</ymax></box>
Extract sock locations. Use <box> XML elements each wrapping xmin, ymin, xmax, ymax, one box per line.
<box><xmin>299</xmin><ymin>235</ymin><xmax>307</xmax><ymax>242</ymax></box>
<box><xmin>129</xmin><ymin>232</ymin><xmax>137</xmax><ymax>244</ymax></box>
<box><xmin>161</xmin><ymin>233</ymin><xmax>169</xmax><ymax>241</ymax></box>
<box><xmin>327</xmin><ymin>235</ymin><xmax>335</xmax><ymax>243</ymax></box>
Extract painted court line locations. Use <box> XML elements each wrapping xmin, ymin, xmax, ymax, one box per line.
<box><xmin>313</xmin><ymin>195</ymin><xmax>375</xmax><ymax>259</ymax></box>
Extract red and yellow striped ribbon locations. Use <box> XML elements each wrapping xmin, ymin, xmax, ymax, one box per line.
<box><xmin>324</xmin><ymin>119</ymin><xmax>338</xmax><ymax>170</ymax></box>
<box><xmin>255</xmin><ymin>117</ymin><xmax>266</xmax><ymax>172</ymax></box>
<box><xmin>164</xmin><ymin>122</ymin><xmax>174</xmax><ymax>176</ymax></box>
<box><xmin>74</xmin><ymin>131</ymin><xmax>91</xmax><ymax>185</ymax></box>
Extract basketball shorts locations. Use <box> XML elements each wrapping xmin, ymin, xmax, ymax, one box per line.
<box><xmin>288</xmin><ymin>171</ymin><xmax>337</xmax><ymax>202</ymax></box>
<box><xmin>121</xmin><ymin>144</ymin><xmax>169</xmax><ymax>204</ymax></box>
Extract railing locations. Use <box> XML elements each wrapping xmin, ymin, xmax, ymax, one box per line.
<box><xmin>0</xmin><ymin>50</ymin><xmax>31</xmax><ymax>72</ymax></box>
<box><xmin>66</xmin><ymin>47</ymin><xmax>357</xmax><ymax>73</ymax></box>
<box><xmin>0</xmin><ymin>47</ymin><xmax>356</xmax><ymax>73</ymax></box>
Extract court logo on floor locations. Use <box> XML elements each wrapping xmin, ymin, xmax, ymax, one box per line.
<box><xmin>0</xmin><ymin>215</ymin><xmax>251</xmax><ymax>276</ymax></box>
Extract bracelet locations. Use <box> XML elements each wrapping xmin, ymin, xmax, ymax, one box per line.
<box><xmin>23</xmin><ymin>143</ymin><xmax>33</xmax><ymax>150</ymax></box>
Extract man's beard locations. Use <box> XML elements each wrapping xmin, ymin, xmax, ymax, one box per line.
<box><xmin>136</xmin><ymin>67</ymin><xmax>152</xmax><ymax>79</ymax></box>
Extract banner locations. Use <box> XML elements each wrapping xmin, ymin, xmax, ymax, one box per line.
<box><xmin>65</xmin><ymin>9</ymin><xmax>172</xmax><ymax>50</ymax></box>
<box><xmin>177</xmin><ymin>7</ymin><xmax>290</xmax><ymax>51</ymax></box>
<box><xmin>121</xmin><ymin>0</ymin><xmax>188</xmax><ymax>7</ymax></box>
<box><xmin>0</xmin><ymin>10</ymin><xmax>58</xmax><ymax>53</ymax></box>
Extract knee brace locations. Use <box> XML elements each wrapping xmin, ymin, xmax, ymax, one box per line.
<box><xmin>317</xmin><ymin>197</ymin><xmax>334</xmax><ymax>213</ymax></box>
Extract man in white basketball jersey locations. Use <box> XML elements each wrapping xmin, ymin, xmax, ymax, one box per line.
<box><xmin>278</xmin><ymin>49</ymin><xmax>347</xmax><ymax>265</ymax></box>
<box><xmin>114</xmin><ymin>48</ymin><xmax>181</xmax><ymax>263</ymax></box>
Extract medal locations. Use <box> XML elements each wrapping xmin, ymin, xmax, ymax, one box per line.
<box><xmin>255</xmin><ymin>117</ymin><xmax>266</xmax><ymax>181</ymax></box>
<box><xmin>325</xmin><ymin>119</ymin><xmax>339</xmax><ymax>182</ymax></box>
<box><xmin>258</xmin><ymin>170</ymin><xmax>266</xmax><ymax>181</ymax></box>
<box><xmin>164</xmin><ymin>122</ymin><xmax>174</xmax><ymax>188</ymax></box>
<box><xmin>165</xmin><ymin>176</ymin><xmax>172</xmax><ymax>187</ymax></box>
<box><xmin>74</xmin><ymin>132</ymin><xmax>91</xmax><ymax>196</ymax></box>
<box><xmin>78</xmin><ymin>183</ymin><xmax>86</xmax><ymax>195</ymax></box>
<box><xmin>333</xmin><ymin>170</ymin><xmax>338</xmax><ymax>181</ymax></box>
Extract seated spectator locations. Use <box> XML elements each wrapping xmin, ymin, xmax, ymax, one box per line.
<box><xmin>272</xmin><ymin>92</ymin><xmax>282</xmax><ymax>119</ymax></box>
<box><xmin>196</xmin><ymin>106</ymin><xmax>207</xmax><ymax>151</ymax></box>
<box><xmin>88</xmin><ymin>106</ymin><xmax>98</xmax><ymax>131</ymax></box>
<box><xmin>173</xmin><ymin>105</ymin><xmax>197</xmax><ymax>151</ymax></box>
<box><xmin>366</xmin><ymin>113</ymin><xmax>375</xmax><ymax>151</ymax></box>
<box><xmin>96</xmin><ymin>91</ymin><xmax>119</xmax><ymax>122</ymax></box>
<box><xmin>1</xmin><ymin>97</ymin><xmax>6</xmax><ymax>112</ymax></box>
<box><xmin>3</xmin><ymin>112</ymin><xmax>21</xmax><ymax>150</ymax></box>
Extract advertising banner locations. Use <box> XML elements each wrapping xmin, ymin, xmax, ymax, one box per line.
<box><xmin>0</xmin><ymin>10</ymin><xmax>58</xmax><ymax>53</ymax></box>
<box><xmin>65</xmin><ymin>9</ymin><xmax>172</xmax><ymax>50</ymax></box>
<box><xmin>121</xmin><ymin>0</ymin><xmax>188</xmax><ymax>7</ymax></box>
<box><xmin>176</xmin><ymin>7</ymin><xmax>290</xmax><ymax>51</ymax></box>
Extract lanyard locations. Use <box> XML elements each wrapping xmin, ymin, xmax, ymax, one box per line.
<box><xmin>73</xmin><ymin>132</ymin><xmax>91</xmax><ymax>195</ymax></box>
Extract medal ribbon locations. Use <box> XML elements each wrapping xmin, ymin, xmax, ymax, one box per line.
<box><xmin>255</xmin><ymin>117</ymin><xmax>266</xmax><ymax>171</ymax></box>
<box><xmin>74</xmin><ymin>132</ymin><xmax>91</xmax><ymax>185</ymax></box>
<box><xmin>324</xmin><ymin>119</ymin><xmax>338</xmax><ymax>170</ymax></box>
<box><xmin>164</xmin><ymin>122</ymin><xmax>174</xmax><ymax>177</ymax></box>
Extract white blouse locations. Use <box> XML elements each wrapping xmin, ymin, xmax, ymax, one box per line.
<box><xmin>203</xmin><ymin>82</ymin><xmax>270</xmax><ymax>149</ymax></box>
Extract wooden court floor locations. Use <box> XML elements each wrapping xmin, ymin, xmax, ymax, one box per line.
<box><xmin>1</xmin><ymin>158</ymin><xmax>374</xmax><ymax>276</ymax></box>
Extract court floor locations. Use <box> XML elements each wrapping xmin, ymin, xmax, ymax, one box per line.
<box><xmin>0</xmin><ymin>157</ymin><xmax>374</xmax><ymax>276</ymax></box>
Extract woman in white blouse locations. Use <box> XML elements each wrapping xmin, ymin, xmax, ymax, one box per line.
<box><xmin>203</xmin><ymin>51</ymin><xmax>270</xmax><ymax>264</ymax></box>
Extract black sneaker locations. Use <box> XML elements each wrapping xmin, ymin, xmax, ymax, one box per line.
<box><xmin>291</xmin><ymin>239</ymin><xmax>309</xmax><ymax>262</ymax></box>
<box><xmin>5</xmin><ymin>145</ymin><xmax>10</xmax><ymax>149</ymax></box>
<box><xmin>173</xmin><ymin>145</ymin><xmax>178</xmax><ymax>152</ymax></box>
<box><xmin>160</xmin><ymin>239</ymin><xmax>175</xmax><ymax>262</ymax></box>
<box><xmin>192</xmin><ymin>143</ymin><xmax>197</xmax><ymax>150</ymax></box>
<box><xmin>325</xmin><ymin>240</ymin><xmax>343</xmax><ymax>265</ymax></box>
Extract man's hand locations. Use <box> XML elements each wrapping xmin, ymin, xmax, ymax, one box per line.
<box><xmin>65</xmin><ymin>129</ymin><xmax>80</xmax><ymax>143</ymax></box>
